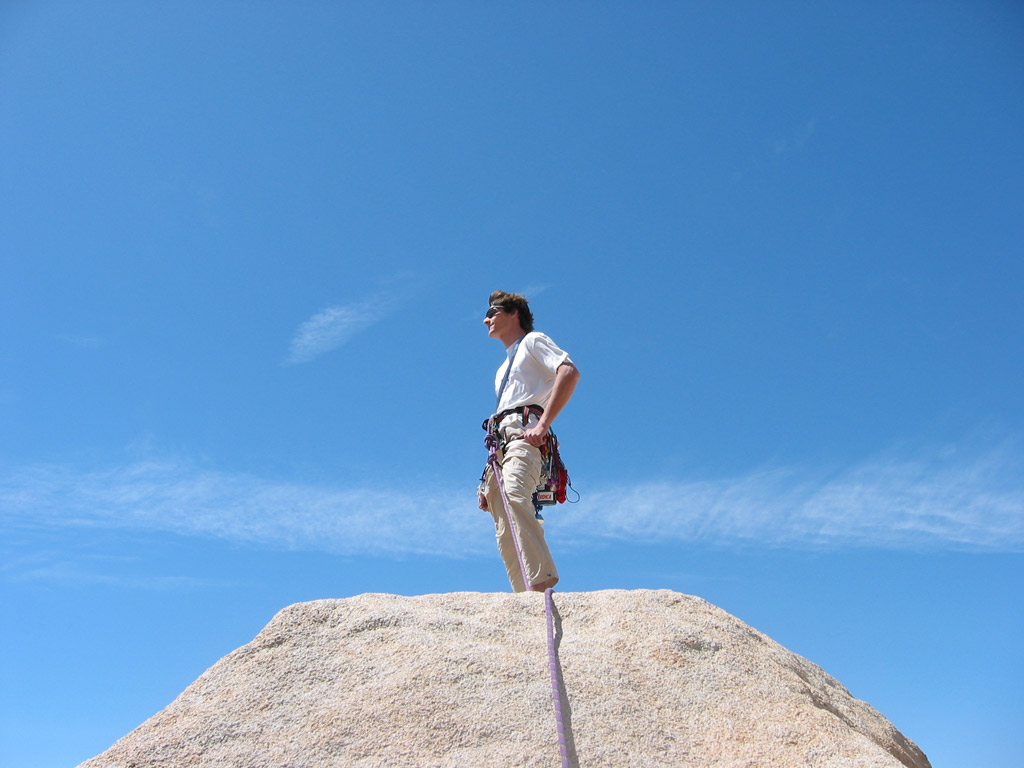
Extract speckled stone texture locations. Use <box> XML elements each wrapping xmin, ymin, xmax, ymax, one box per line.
<box><xmin>79</xmin><ymin>589</ymin><xmax>930</xmax><ymax>768</ymax></box>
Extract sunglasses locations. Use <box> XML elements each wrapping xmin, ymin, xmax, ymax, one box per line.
<box><xmin>485</xmin><ymin>306</ymin><xmax>505</xmax><ymax>319</ymax></box>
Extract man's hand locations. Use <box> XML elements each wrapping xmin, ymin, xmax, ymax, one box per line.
<box><xmin>477</xmin><ymin>491</ymin><xmax>489</xmax><ymax>511</ymax></box>
<box><xmin>522</xmin><ymin>421</ymin><xmax>550</xmax><ymax>447</ymax></box>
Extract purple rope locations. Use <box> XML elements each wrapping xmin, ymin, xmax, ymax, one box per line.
<box><xmin>485</xmin><ymin>431</ymin><xmax>571</xmax><ymax>767</ymax></box>
<box><xmin>485</xmin><ymin>433</ymin><xmax>530</xmax><ymax>591</ymax></box>
<box><xmin>545</xmin><ymin>588</ymin><xmax>571</xmax><ymax>768</ymax></box>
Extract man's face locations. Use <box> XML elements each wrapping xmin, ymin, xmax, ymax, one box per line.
<box><xmin>483</xmin><ymin>304</ymin><xmax>518</xmax><ymax>339</ymax></box>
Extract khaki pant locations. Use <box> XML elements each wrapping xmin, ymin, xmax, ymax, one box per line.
<box><xmin>481</xmin><ymin>423</ymin><xmax>559</xmax><ymax>592</ymax></box>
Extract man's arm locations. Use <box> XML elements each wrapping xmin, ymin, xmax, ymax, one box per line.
<box><xmin>523</xmin><ymin>361</ymin><xmax>580</xmax><ymax>447</ymax></box>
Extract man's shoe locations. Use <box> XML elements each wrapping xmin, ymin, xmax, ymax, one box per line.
<box><xmin>530</xmin><ymin>577</ymin><xmax>558</xmax><ymax>592</ymax></box>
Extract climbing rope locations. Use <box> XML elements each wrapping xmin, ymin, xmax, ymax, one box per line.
<box><xmin>545</xmin><ymin>587</ymin><xmax>571</xmax><ymax>768</ymax></box>
<box><xmin>484</xmin><ymin>431</ymin><xmax>530</xmax><ymax>589</ymax></box>
<box><xmin>485</xmin><ymin>430</ymin><xmax>571</xmax><ymax>768</ymax></box>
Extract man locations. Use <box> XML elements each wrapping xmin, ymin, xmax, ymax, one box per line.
<box><xmin>478</xmin><ymin>290</ymin><xmax>580</xmax><ymax>592</ymax></box>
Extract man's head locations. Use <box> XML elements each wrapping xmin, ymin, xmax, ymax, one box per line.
<box><xmin>487</xmin><ymin>290</ymin><xmax>534</xmax><ymax>333</ymax></box>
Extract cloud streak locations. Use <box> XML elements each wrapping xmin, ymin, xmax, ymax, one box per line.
<box><xmin>3</xmin><ymin>556</ymin><xmax>228</xmax><ymax>590</ymax></box>
<box><xmin>562</xmin><ymin>442</ymin><xmax>1023</xmax><ymax>551</ymax></box>
<box><xmin>3</xmin><ymin>441</ymin><xmax>1022</xmax><ymax>563</ymax></box>
<box><xmin>773</xmin><ymin>119</ymin><xmax>816</xmax><ymax>155</ymax></box>
<box><xmin>1</xmin><ymin>460</ymin><xmax>484</xmax><ymax>558</ymax></box>
<box><xmin>286</xmin><ymin>295</ymin><xmax>394</xmax><ymax>364</ymax></box>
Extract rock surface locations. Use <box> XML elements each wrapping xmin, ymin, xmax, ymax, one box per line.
<box><xmin>79</xmin><ymin>589</ymin><xmax>930</xmax><ymax>768</ymax></box>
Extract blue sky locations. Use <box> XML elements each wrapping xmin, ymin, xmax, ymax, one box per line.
<box><xmin>1</xmin><ymin>2</ymin><xmax>1022</xmax><ymax>766</ymax></box>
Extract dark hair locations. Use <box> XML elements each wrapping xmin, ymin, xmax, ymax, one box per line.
<box><xmin>489</xmin><ymin>290</ymin><xmax>534</xmax><ymax>333</ymax></box>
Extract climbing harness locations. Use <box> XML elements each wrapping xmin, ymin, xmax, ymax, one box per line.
<box><xmin>483</xmin><ymin>427</ymin><xmax>572</xmax><ymax>768</ymax></box>
<box><xmin>481</xmin><ymin>407</ymin><xmax>576</xmax><ymax>519</ymax></box>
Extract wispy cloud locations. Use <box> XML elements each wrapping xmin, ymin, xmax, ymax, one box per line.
<box><xmin>4</xmin><ymin>558</ymin><xmax>228</xmax><ymax>590</ymax></box>
<box><xmin>286</xmin><ymin>294</ymin><xmax>395</xmax><ymax>364</ymax></box>
<box><xmin>774</xmin><ymin>119</ymin><xmax>816</xmax><ymax>155</ymax></box>
<box><xmin>521</xmin><ymin>284</ymin><xmax>553</xmax><ymax>299</ymax></box>
<box><xmin>562</xmin><ymin>441</ymin><xmax>1024</xmax><ymax>551</ymax></box>
<box><xmin>2</xmin><ymin>441</ymin><xmax>1022</xmax><ymax>564</ymax></box>
<box><xmin>1</xmin><ymin>460</ymin><xmax>486</xmax><ymax>558</ymax></box>
<box><xmin>55</xmin><ymin>333</ymin><xmax>105</xmax><ymax>349</ymax></box>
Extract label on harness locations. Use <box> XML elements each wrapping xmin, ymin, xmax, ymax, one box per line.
<box><xmin>534</xmin><ymin>490</ymin><xmax>556</xmax><ymax>506</ymax></box>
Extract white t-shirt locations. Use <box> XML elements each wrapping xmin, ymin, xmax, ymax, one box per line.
<box><xmin>494</xmin><ymin>331</ymin><xmax>573</xmax><ymax>414</ymax></box>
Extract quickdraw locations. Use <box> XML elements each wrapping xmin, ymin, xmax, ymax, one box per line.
<box><xmin>534</xmin><ymin>431</ymin><xmax>571</xmax><ymax>511</ymax></box>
